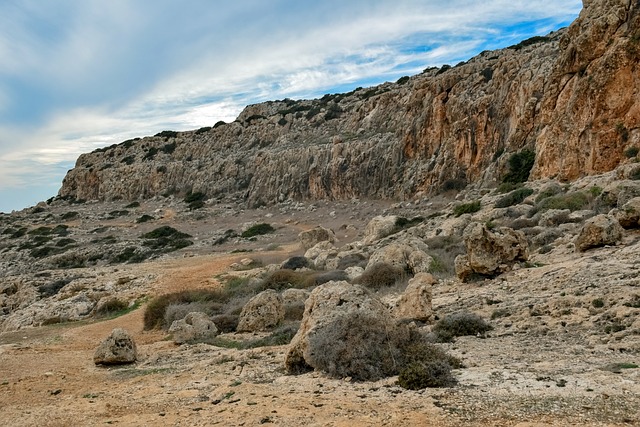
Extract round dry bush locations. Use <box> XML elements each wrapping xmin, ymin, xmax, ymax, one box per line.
<box><xmin>398</xmin><ymin>361</ymin><xmax>457</xmax><ymax>390</ymax></box>
<box><xmin>433</xmin><ymin>311</ymin><xmax>493</xmax><ymax>343</ymax></box>
<box><xmin>304</xmin><ymin>311</ymin><xmax>460</xmax><ymax>383</ymax></box>
<box><xmin>306</xmin><ymin>311</ymin><xmax>406</xmax><ymax>381</ymax></box>
<box><xmin>353</xmin><ymin>263</ymin><xmax>405</xmax><ymax>290</ymax></box>
<box><xmin>259</xmin><ymin>269</ymin><xmax>312</xmax><ymax>291</ymax></box>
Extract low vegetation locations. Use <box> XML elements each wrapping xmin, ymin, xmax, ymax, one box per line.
<box><xmin>432</xmin><ymin>312</ymin><xmax>493</xmax><ymax>343</ymax></box>
<box><xmin>453</xmin><ymin>200</ymin><xmax>481</xmax><ymax>217</ymax></box>
<box><xmin>241</xmin><ymin>223</ymin><xmax>275</xmax><ymax>238</ymax></box>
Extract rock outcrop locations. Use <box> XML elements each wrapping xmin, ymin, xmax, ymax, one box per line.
<box><xmin>298</xmin><ymin>226</ymin><xmax>336</xmax><ymax>250</ymax></box>
<box><xmin>575</xmin><ymin>214</ymin><xmax>624</xmax><ymax>251</ymax></box>
<box><xmin>455</xmin><ymin>223</ymin><xmax>528</xmax><ymax>281</ymax></box>
<box><xmin>237</xmin><ymin>289</ymin><xmax>284</xmax><ymax>332</ymax></box>
<box><xmin>394</xmin><ymin>273</ymin><xmax>435</xmax><ymax>322</ymax></box>
<box><xmin>169</xmin><ymin>312</ymin><xmax>219</xmax><ymax>344</ymax></box>
<box><xmin>57</xmin><ymin>0</ymin><xmax>640</xmax><ymax>206</ymax></box>
<box><xmin>94</xmin><ymin>328</ymin><xmax>137</xmax><ymax>365</ymax></box>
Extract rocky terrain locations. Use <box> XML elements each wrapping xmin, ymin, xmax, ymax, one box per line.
<box><xmin>1</xmin><ymin>0</ymin><xmax>640</xmax><ymax>426</ymax></box>
<box><xmin>2</xmin><ymin>160</ymin><xmax>640</xmax><ymax>425</ymax></box>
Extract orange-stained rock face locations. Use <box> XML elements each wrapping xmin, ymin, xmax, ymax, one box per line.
<box><xmin>59</xmin><ymin>0</ymin><xmax>640</xmax><ymax>205</ymax></box>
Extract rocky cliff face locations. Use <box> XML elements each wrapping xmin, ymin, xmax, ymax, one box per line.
<box><xmin>59</xmin><ymin>0</ymin><xmax>639</xmax><ymax>206</ymax></box>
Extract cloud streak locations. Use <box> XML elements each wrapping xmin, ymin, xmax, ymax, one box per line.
<box><xmin>0</xmin><ymin>0</ymin><xmax>582</xmax><ymax>211</ymax></box>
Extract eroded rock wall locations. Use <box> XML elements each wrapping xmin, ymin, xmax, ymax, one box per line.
<box><xmin>58</xmin><ymin>0</ymin><xmax>640</xmax><ymax>205</ymax></box>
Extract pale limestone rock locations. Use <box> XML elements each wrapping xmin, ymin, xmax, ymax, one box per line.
<box><xmin>394</xmin><ymin>273</ymin><xmax>435</xmax><ymax>322</ymax></box>
<box><xmin>363</xmin><ymin>216</ymin><xmax>398</xmax><ymax>243</ymax></box>
<box><xmin>94</xmin><ymin>328</ymin><xmax>137</xmax><ymax>365</ymax></box>
<box><xmin>575</xmin><ymin>214</ymin><xmax>624</xmax><ymax>251</ymax></box>
<box><xmin>237</xmin><ymin>289</ymin><xmax>284</xmax><ymax>332</ymax></box>
<box><xmin>455</xmin><ymin>223</ymin><xmax>528</xmax><ymax>281</ymax></box>
<box><xmin>169</xmin><ymin>312</ymin><xmax>219</xmax><ymax>344</ymax></box>
<box><xmin>366</xmin><ymin>242</ymin><xmax>433</xmax><ymax>275</ymax></box>
<box><xmin>298</xmin><ymin>226</ymin><xmax>336</xmax><ymax>250</ymax></box>
<box><xmin>614</xmin><ymin>197</ymin><xmax>640</xmax><ymax>228</ymax></box>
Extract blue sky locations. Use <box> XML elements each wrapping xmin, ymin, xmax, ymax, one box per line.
<box><xmin>0</xmin><ymin>0</ymin><xmax>582</xmax><ymax>212</ymax></box>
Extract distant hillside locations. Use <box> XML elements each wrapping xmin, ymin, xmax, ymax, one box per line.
<box><xmin>59</xmin><ymin>0</ymin><xmax>639</xmax><ymax>207</ymax></box>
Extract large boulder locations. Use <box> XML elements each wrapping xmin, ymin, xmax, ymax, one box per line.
<box><xmin>237</xmin><ymin>289</ymin><xmax>284</xmax><ymax>332</ymax></box>
<box><xmin>285</xmin><ymin>281</ymin><xmax>412</xmax><ymax>381</ymax></box>
<box><xmin>575</xmin><ymin>214</ymin><xmax>624</xmax><ymax>251</ymax></box>
<box><xmin>394</xmin><ymin>273</ymin><xmax>435</xmax><ymax>322</ymax></box>
<box><xmin>363</xmin><ymin>215</ymin><xmax>399</xmax><ymax>243</ymax></box>
<box><xmin>366</xmin><ymin>241</ymin><xmax>433</xmax><ymax>275</ymax></box>
<box><xmin>455</xmin><ymin>223</ymin><xmax>528</xmax><ymax>281</ymax></box>
<box><xmin>304</xmin><ymin>241</ymin><xmax>338</xmax><ymax>269</ymax></box>
<box><xmin>94</xmin><ymin>328</ymin><xmax>137</xmax><ymax>365</ymax></box>
<box><xmin>169</xmin><ymin>312</ymin><xmax>219</xmax><ymax>344</ymax></box>
<box><xmin>614</xmin><ymin>197</ymin><xmax>640</xmax><ymax>229</ymax></box>
<box><xmin>298</xmin><ymin>226</ymin><xmax>336</xmax><ymax>250</ymax></box>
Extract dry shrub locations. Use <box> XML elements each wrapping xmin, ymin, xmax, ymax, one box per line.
<box><xmin>95</xmin><ymin>298</ymin><xmax>129</xmax><ymax>317</ymax></box>
<box><xmin>306</xmin><ymin>311</ymin><xmax>460</xmax><ymax>385</ymax></box>
<box><xmin>433</xmin><ymin>311</ymin><xmax>493</xmax><ymax>343</ymax></box>
<box><xmin>211</xmin><ymin>314</ymin><xmax>239</xmax><ymax>333</ymax></box>
<box><xmin>304</xmin><ymin>270</ymin><xmax>349</xmax><ymax>287</ymax></box>
<box><xmin>281</xmin><ymin>256</ymin><xmax>310</xmax><ymax>270</ymax></box>
<box><xmin>143</xmin><ymin>289</ymin><xmax>226</xmax><ymax>330</ymax></box>
<box><xmin>353</xmin><ymin>263</ymin><xmax>405</xmax><ymax>290</ymax></box>
<box><xmin>259</xmin><ymin>269</ymin><xmax>314</xmax><ymax>291</ymax></box>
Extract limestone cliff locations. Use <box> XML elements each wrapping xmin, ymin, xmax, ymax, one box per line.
<box><xmin>59</xmin><ymin>0</ymin><xmax>639</xmax><ymax>206</ymax></box>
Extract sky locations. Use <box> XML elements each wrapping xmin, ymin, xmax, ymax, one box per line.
<box><xmin>0</xmin><ymin>0</ymin><xmax>583</xmax><ymax>213</ymax></box>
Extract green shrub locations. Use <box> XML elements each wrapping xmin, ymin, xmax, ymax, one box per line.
<box><xmin>396</xmin><ymin>76</ymin><xmax>410</xmax><ymax>85</ymax></box>
<box><xmin>141</xmin><ymin>226</ymin><xmax>190</xmax><ymax>240</ymax></box>
<box><xmin>624</xmin><ymin>146</ymin><xmax>638</xmax><ymax>158</ymax></box>
<box><xmin>503</xmin><ymin>149</ymin><xmax>535</xmax><ymax>184</ymax></box>
<box><xmin>536</xmin><ymin>192</ymin><xmax>589</xmax><ymax>212</ymax></box>
<box><xmin>124</xmin><ymin>201</ymin><xmax>140</xmax><ymax>208</ymax></box>
<box><xmin>155</xmin><ymin>130</ymin><xmax>178</xmax><ymax>139</ymax></box>
<box><xmin>592</xmin><ymin>298</ymin><xmax>605</xmax><ymax>308</ymax></box>
<box><xmin>241</xmin><ymin>223</ymin><xmax>275</xmax><ymax>238</ymax></box>
<box><xmin>453</xmin><ymin>200</ymin><xmax>481</xmax><ymax>217</ymax></box>
<box><xmin>163</xmin><ymin>302</ymin><xmax>221</xmax><ymax>329</ymax></box>
<box><xmin>195</xmin><ymin>126</ymin><xmax>211</xmax><ymax>135</ymax></box>
<box><xmin>353</xmin><ymin>263</ymin><xmax>405</xmax><ymax>290</ymax></box>
<box><xmin>433</xmin><ymin>312</ymin><xmax>493</xmax><ymax>343</ymax></box>
<box><xmin>495</xmin><ymin>182</ymin><xmax>521</xmax><ymax>194</ymax></box>
<box><xmin>495</xmin><ymin>187</ymin><xmax>534</xmax><ymax>208</ymax></box>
